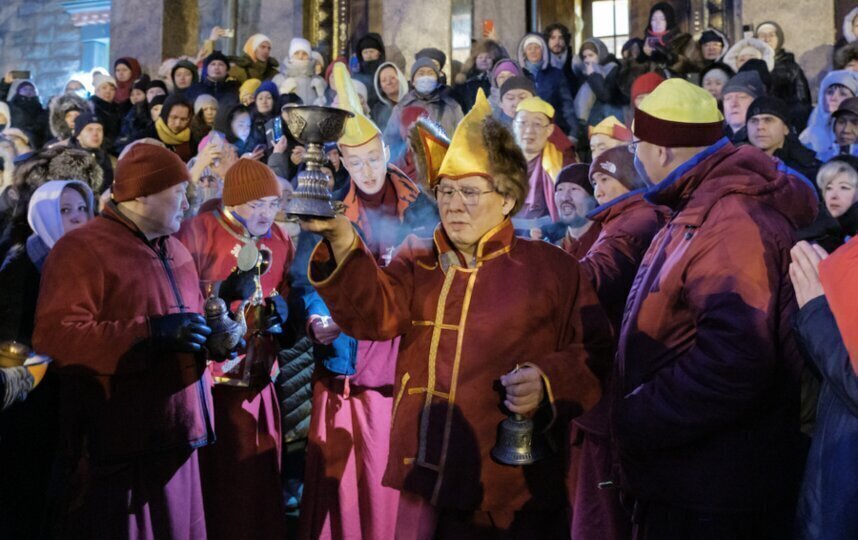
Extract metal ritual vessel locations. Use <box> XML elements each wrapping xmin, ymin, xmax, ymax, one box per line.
<box><xmin>283</xmin><ymin>106</ymin><xmax>354</xmax><ymax>218</ymax></box>
<box><xmin>204</xmin><ymin>297</ymin><xmax>249</xmax><ymax>359</ymax></box>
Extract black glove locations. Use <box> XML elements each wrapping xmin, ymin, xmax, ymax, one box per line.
<box><xmin>149</xmin><ymin>313</ymin><xmax>212</xmax><ymax>353</ymax></box>
<box><xmin>219</xmin><ymin>269</ymin><xmax>257</xmax><ymax>303</ymax></box>
<box><xmin>261</xmin><ymin>295</ymin><xmax>288</xmax><ymax>334</ymax></box>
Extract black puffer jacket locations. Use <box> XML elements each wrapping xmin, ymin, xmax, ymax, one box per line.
<box><xmin>276</xmin><ymin>336</ymin><xmax>314</xmax><ymax>442</ymax></box>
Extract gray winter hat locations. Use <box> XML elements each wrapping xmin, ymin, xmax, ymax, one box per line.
<box><xmin>722</xmin><ymin>71</ymin><xmax>766</xmax><ymax>99</ymax></box>
<box><xmin>410</xmin><ymin>57</ymin><xmax>440</xmax><ymax>80</ymax></box>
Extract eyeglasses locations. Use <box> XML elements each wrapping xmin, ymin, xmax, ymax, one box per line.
<box><xmin>513</xmin><ymin>119</ymin><xmax>550</xmax><ymax>132</ymax></box>
<box><xmin>433</xmin><ymin>185</ymin><xmax>497</xmax><ymax>206</ymax></box>
<box><xmin>246</xmin><ymin>199</ymin><xmax>282</xmax><ymax>212</ymax></box>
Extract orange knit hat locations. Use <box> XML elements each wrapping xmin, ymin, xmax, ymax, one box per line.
<box><xmin>222</xmin><ymin>159</ymin><xmax>281</xmax><ymax>206</ymax></box>
<box><xmin>112</xmin><ymin>143</ymin><xmax>190</xmax><ymax>202</ymax></box>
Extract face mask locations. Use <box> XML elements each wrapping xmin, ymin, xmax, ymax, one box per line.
<box><xmin>634</xmin><ymin>153</ymin><xmax>655</xmax><ymax>187</ymax></box>
<box><xmin>414</xmin><ymin>76</ymin><xmax>438</xmax><ymax>95</ymax></box>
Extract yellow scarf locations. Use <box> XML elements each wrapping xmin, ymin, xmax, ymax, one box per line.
<box><xmin>155</xmin><ymin>118</ymin><xmax>190</xmax><ymax>146</ymax></box>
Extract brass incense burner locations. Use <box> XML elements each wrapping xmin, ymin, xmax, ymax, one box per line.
<box><xmin>283</xmin><ymin>106</ymin><xmax>353</xmax><ymax>218</ymax></box>
<box><xmin>204</xmin><ymin>297</ymin><xmax>248</xmax><ymax>359</ymax></box>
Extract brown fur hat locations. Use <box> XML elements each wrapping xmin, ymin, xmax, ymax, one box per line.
<box><xmin>482</xmin><ymin>116</ymin><xmax>528</xmax><ymax>215</ymax></box>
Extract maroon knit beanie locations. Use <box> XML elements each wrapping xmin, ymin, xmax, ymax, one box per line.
<box><xmin>589</xmin><ymin>145</ymin><xmax>643</xmax><ymax>191</ymax></box>
<box><xmin>222</xmin><ymin>159</ymin><xmax>281</xmax><ymax>206</ymax></box>
<box><xmin>112</xmin><ymin>143</ymin><xmax>190</xmax><ymax>202</ymax></box>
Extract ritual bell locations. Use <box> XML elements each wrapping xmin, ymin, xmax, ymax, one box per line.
<box><xmin>283</xmin><ymin>105</ymin><xmax>354</xmax><ymax>219</ymax></box>
<box><xmin>490</xmin><ymin>413</ymin><xmax>547</xmax><ymax>466</ymax></box>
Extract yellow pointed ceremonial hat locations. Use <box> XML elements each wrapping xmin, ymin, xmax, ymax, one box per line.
<box><xmin>437</xmin><ymin>88</ymin><xmax>493</xmax><ymax>180</ymax></box>
<box><xmin>633</xmin><ymin>78</ymin><xmax>724</xmax><ymax>147</ymax></box>
<box><xmin>332</xmin><ymin>62</ymin><xmax>382</xmax><ymax>147</ymax></box>
<box><xmin>588</xmin><ymin>115</ymin><xmax>632</xmax><ymax>142</ymax></box>
<box><xmin>515</xmin><ymin>96</ymin><xmax>555</xmax><ymax>120</ymax></box>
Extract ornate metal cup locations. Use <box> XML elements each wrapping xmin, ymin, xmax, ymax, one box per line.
<box><xmin>283</xmin><ymin>106</ymin><xmax>354</xmax><ymax>218</ymax></box>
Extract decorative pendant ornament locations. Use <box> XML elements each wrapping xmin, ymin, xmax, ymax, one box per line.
<box><xmin>237</xmin><ymin>242</ymin><xmax>260</xmax><ymax>272</ymax></box>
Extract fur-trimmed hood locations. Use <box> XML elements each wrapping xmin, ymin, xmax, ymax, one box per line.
<box><xmin>374</xmin><ymin>61</ymin><xmax>409</xmax><ymax>107</ymax></box>
<box><xmin>49</xmin><ymin>93</ymin><xmax>89</xmax><ymax>139</ymax></box>
<box><xmin>696</xmin><ymin>27</ymin><xmax>730</xmax><ymax>62</ymax></box>
<box><xmin>844</xmin><ymin>7</ymin><xmax>858</xmax><ymax>44</ymax></box>
<box><xmin>835</xmin><ymin>41</ymin><xmax>858</xmax><ymax>71</ymax></box>
<box><xmin>12</xmin><ymin>146</ymin><xmax>104</xmax><ymax>200</ymax></box>
<box><xmin>723</xmin><ymin>38</ymin><xmax>775</xmax><ymax>72</ymax></box>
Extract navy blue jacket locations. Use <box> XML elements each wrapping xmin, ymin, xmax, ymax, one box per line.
<box><xmin>795</xmin><ymin>296</ymin><xmax>858</xmax><ymax>540</ymax></box>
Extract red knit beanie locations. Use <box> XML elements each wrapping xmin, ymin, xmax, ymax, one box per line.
<box><xmin>589</xmin><ymin>145</ymin><xmax>643</xmax><ymax>191</ymax></box>
<box><xmin>112</xmin><ymin>143</ymin><xmax>191</xmax><ymax>202</ymax></box>
<box><xmin>630</xmin><ymin>72</ymin><xmax>666</xmax><ymax>108</ymax></box>
<box><xmin>222</xmin><ymin>159</ymin><xmax>281</xmax><ymax>206</ymax></box>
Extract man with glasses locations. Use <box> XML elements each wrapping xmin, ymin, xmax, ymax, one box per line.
<box><xmin>512</xmin><ymin>96</ymin><xmax>575</xmax><ymax>234</ymax></box>
<box><xmin>613</xmin><ymin>78</ymin><xmax>817</xmax><ymax>537</ymax></box>
<box><xmin>299</xmin><ymin>89</ymin><xmax>612</xmax><ymax>538</ymax></box>
<box><xmin>296</xmin><ymin>63</ymin><xmax>437</xmax><ymax>540</ymax></box>
<box><xmin>176</xmin><ymin>158</ymin><xmax>294</xmax><ymax>539</ymax></box>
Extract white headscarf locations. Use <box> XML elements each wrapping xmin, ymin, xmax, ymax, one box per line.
<box><xmin>27</xmin><ymin>180</ymin><xmax>95</xmax><ymax>248</ymax></box>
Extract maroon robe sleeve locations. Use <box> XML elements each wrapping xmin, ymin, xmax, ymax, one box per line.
<box><xmin>33</xmin><ymin>234</ymin><xmax>151</xmax><ymax>375</ymax></box>
<box><xmin>526</xmin><ymin>256</ymin><xmax>614</xmax><ymax>426</ymax></box>
<box><xmin>308</xmin><ymin>232</ymin><xmax>415</xmax><ymax>342</ymax></box>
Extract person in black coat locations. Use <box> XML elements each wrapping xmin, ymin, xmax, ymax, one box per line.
<box><xmin>0</xmin><ymin>179</ymin><xmax>94</xmax><ymax>540</ymax></box>
<box><xmin>746</xmin><ymin>96</ymin><xmax>821</xmax><ymax>182</ymax></box>
<box><xmin>1</xmin><ymin>79</ymin><xmax>49</xmax><ymax>149</ymax></box>
<box><xmin>755</xmin><ymin>21</ymin><xmax>813</xmax><ymax>132</ymax></box>
<box><xmin>89</xmin><ymin>73</ymin><xmax>122</xmax><ymax>155</ymax></box>
<box><xmin>68</xmin><ymin>111</ymin><xmax>114</xmax><ymax>193</ymax></box>
<box><xmin>185</xmin><ymin>51</ymin><xmax>241</xmax><ymax>106</ymax></box>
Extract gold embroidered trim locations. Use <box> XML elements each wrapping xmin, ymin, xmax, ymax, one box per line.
<box><xmin>431</xmin><ymin>268</ymin><xmax>478</xmax><ymax>504</ymax></box>
<box><xmin>392</xmin><ymin>372</ymin><xmax>411</xmax><ymax>424</ymax></box>
<box><xmin>417</xmin><ymin>267</ymin><xmax>456</xmax><ymax>465</ymax></box>
<box><xmin>411</xmin><ymin>320</ymin><xmax>459</xmax><ymax>331</ymax></box>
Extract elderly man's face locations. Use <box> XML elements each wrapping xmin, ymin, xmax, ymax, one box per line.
<box><xmin>835</xmin><ymin>112</ymin><xmax>858</xmax><ymax>145</ymax></box>
<box><xmin>723</xmin><ymin>91</ymin><xmax>754</xmax><ymax>130</ymax></box>
<box><xmin>513</xmin><ymin>110</ymin><xmax>554</xmax><ymax>157</ymax></box>
<box><xmin>139</xmin><ymin>182</ymin><xmax>190</xmax><ymax>236</ymax></box>
<box><xmin>435</xmin><ymin>175</ymin><xmax>511</xmax><ymax>256</ymax></box>
<box><xmin>748</xmin><ymin>113</ymin><xmax>790</xmax><ymax>154</ymax></box>
<box><xmin>554</xmin><ymin>182</ymin><xmax>595</xmax><ymax>226</ymax></box>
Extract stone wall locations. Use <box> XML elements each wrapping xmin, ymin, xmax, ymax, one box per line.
<box><xmin>0</xmin><ymin>2</ymin><xmax>82</xmax><ymax>101</ymax></box>
<box><xmin>739</xmin><ymin>0</ymin><xmax>836</xmax><ymax>99</ymax></box>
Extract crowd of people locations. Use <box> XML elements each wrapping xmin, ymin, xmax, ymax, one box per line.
<box><xmin>1</xmin><ymin>4</ymin><xmax>858</xmax><ymax>539</ymax></box>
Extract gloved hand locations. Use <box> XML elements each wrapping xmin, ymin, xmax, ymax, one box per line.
<box><xmin>219</xmin><ymin>268</ymin><xmax>257</xmax><ymax>303</ymax></box>
<box><xmin>149</xmin><ymin>313</ymin><xmax>212</xmax><ymax>353</ymax></box>
<box><xmin>261</xmin><ymin>295</ymin><xmax>288</xmax><ymax>334</ymax></box>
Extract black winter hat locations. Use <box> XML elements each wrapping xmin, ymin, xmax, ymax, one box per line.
<box><xmin>204</xmin><ymin>51</ymin><xmax>231</xmax><ymax>69</ymax></box>
<box><xmin>356</xmin><ymin>33</ymin><xmax>385</xmax><ymax>57</ymax></box>
<box><xmin>132</xmin><ymin>74</ymin><xmax>151</xmax><ymax>92</ymax></box>
<box><xmin>555</xmin><ymin>163</ymin><xmax>594</xmax><ymax>195</ymax></box>
<box><xmin>146</xmin><ymin>79</ymin><xmax>168</xmax><ymax>93</ymax></box>
<box><xmin>699</xmin><ymin>30</ymin><xmax>725</xmax><ymax>45</ymax></box>
<box><xmin>499</xmin><ymin>76</ymin><xmax>536</xmax><ymax>99</ymax></box>
<box><xmin>738</xmin><ymin>59</ymin><xmax>772</xmax><ymax>90</ymax></box>
<box><xmin>171</xmin><ymin>60</ymin><xmax>200</xmax><ymax>85</ymax></box>
<box><xmin>159</xmin><ymin>94</ymin><xmax>192</xmax><ymax>123</ymax></box>
<box><xmin>73</xmin><ymin>111</ymin><xmax>103</xmax><ymax>137</ymax></box>
<box><xmin>746</xmin><ymin>96</ymin><xmax>791</xmax><ymax>128</ymax></box>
